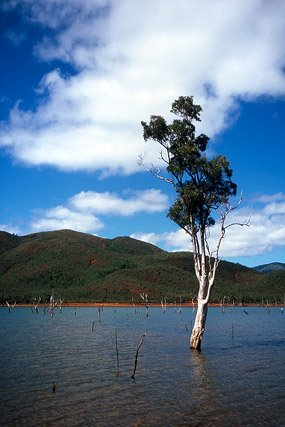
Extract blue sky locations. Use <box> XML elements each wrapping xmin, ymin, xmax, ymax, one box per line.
<box><xmin>1</xmin><ymin>0</ymin><xmax>285</xmax><ymax>268</ymax></box>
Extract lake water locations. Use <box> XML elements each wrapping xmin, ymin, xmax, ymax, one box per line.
<box><xmin>0</xmin><ymin>306</ymin><xmax>284</xmax><ymax>426</ymax></box>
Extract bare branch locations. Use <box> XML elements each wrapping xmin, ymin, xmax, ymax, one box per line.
<box><xmin>33</xmin><ymin>297</ymin><xmax>41</xmax><ymax>314</ymax></box>
<box><xmin>6</xmin><ymin>301</ymin><xmax>16</xmax><ymax>313</ymax></box>
<box><xmin>140</xmin><ymin>293</ymin><xmax>149</xmax><ymax>317</ymax></box>
<box><xmin>222</xmin><ymin>192</ymin><xmax>251</xmax><ymax>230</ymax></box>
<box><xmin>161</xmin><ymin>299</ymin><xmax>167</xmax><ymax>313</ymax></box>
<box><xmin>139</xmin><ymin>293</ymin><xmax>148</xmax><ymax>302</ymax></box>
<box><xmin>201</xmin><ymin>193</ymin><xmax>251</xmax><ymax>305</ymax></box>
<box><xmin>115</xmin><ymin>328</ymin><xmax>119</xmax><ymax>377</ymax></box>
<box><xmin>49</xmin><ymin>294</ymin><xmax>55</xmax><ymax>318</ymax></box>
<box><xmin>59</xmin><ymin>298</ymin><xmax>64</xmax><ymax>313</ymax></box>
<box><xmin>138</xmin><ymin>153</ymin><xmax>176</xmax><ymax>188</ymax></box>
<box><xmin>158</xmin><ymin>149</ymin><xmax>169</xmax><ymax>166</ymax></box>
<box><xmin>131</xmin><ymin>333</ymin><xmax>146</xmax><ymax>379</ymax></box>
<box><xmin>224</xmin><ymin>213</ymin><xmax>251</xmax><ymax>230</ymax></box>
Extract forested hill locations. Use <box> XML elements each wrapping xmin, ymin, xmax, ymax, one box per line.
<box><xmin>0</xmin><ymin>230</ymin><xmax>284</xmax><ymax>304</ymax></box>
<box><xmin>253</xmin><ymin>262</ymin><xmax>285</xmax><ymax>274</ymax></box>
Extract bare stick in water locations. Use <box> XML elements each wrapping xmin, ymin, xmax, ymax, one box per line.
<box><xmin>115</xmin><ymin>328</ymin><xmax>119</xmax><ymax>377</ymax></box>
<box><xmin>6</xmin><ymin>301</ymin><xmax>16</xmax><ymax>314</ymax></box>
<box><xmin>59</xmin><ymin>298</ymin><xmax>64</xmax><ymax>313</ymax></box>
<box><xmin>132</xmin><ymin>297</ymin><xmax>137</xmax><ymax>314</ymax></box>
<box><xmin>49</xmin><ymin>295</ymin><xmax>55</xmax><ymax>318</ymax></box>
<box><xmin>33</xmin><ymin>297</ymin><xmax>41</xmax><ymax>314</ymax></box>
<box><xmin>140</xmin><ymin>293</ymin><xmax>149</xmax><ymax>317</ymax></box>
<box><xmin>161</xmin><ymin>299</ymin><xmax>167</xmax><ymax>313</ymax></box>
<box><xmin>131</xmin><ymin>333</ymin><xmax>146</xmax><ymax>379</ymax></box>
<box><xmin>6</xmin><ymin>301</ymin><xmax>11</xmax><ymax>314</ymax></box>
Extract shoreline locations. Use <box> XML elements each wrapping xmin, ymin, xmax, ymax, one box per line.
<box><xmin>2</xmin><ymin>302</ymin><xmax>282</xmax><ymax>308</ymax></box>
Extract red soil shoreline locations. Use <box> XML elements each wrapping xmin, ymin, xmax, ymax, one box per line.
<box><xmin>2</xmin><ymin>302</ymin><xmax>281</xmax><ymax>308</ymax></box>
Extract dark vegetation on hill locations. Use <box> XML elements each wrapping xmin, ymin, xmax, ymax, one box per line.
<box><xmin>0</xmin><ymin>230</ymin><xmax>284</xmax><ymax>304</ymax></box>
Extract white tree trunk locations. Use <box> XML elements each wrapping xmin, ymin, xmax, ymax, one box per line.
<box><xmin>190</xmin><ymin>299</ymin><xmax>208</xmax><ymax>350</ymax></box>
<box><xmin>188</xmin><ymin>197</ymin><xmax>248</xmax><ymax>350</ymax></box>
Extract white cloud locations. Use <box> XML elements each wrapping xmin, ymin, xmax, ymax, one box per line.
<box><xmin>28</xmin><ymin>188</ymin><xmax>168</xmax><ymax>234</ymax></box>
<box><xmin>0</xmin><ymin>223</ymin><xmax>22</xmax><ymax>235</ymax></box>
<box><xmin>69</xmin><ymin>189</ymin><xmax>168</xmax><ymax>215</ymax></box>
<box><xmin>264</xmin><ymin>201</ymin><xmax>285</xmax><ymax>215</ymax></box>
<box><xmin>30</xmin><ymin>206</ymin><xmax>104</xmax><ymax>233</ymax></box>
<box><xmin>132</xmin><ymin>196</ymin><xmax>285</xmax><ymax>258</ymax></box>
<box><xmin>130</xmin><ymin>232</ymin><xmax>165</xmax><ymax>246</ymax></box>
<box><xmin>253</xmin><ymin>192</ymin><xmax>285</xmax><ymax>203</ymax></box>
<box><xmin>0</xmin><ymin>0</ymin><xmax>284</xmax><ymax>173</ymax></box>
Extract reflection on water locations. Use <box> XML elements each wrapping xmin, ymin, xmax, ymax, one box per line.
<box><xmin>0</xmin><ymin>306</ymin><xmax>284</xmax><ymax>426</ymax></box>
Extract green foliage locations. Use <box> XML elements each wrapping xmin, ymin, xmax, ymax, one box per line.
<box><xmin>141</xmin><ymin>96</ymin><xmax>237</xmax><ymax>233</ymax></box>
<box><xmin>0</xmin><ymin>231</ymin><xmax>19</xmax><ymax>255</ymax></box>
<box><xmin>0</xmin><ymin>230</ymin><xmax>284</xmax><ymax>304</ymax></box>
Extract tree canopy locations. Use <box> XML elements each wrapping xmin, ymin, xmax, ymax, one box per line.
<box><xmin>141</xmin><ymin>96</ymin><xmax>237</xmax><ymax>236</ymax></box>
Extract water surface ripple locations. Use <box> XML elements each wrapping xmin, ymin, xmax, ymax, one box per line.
<box><xmin>0</xmin><ymin>306</ymin><xmax>284</xmax><ymax>426</ymax></box>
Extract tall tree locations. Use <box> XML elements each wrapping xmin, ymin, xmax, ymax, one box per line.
<box><xmin>140</xmin><ymin>96</ymin><xmax>249</xmax><ymax>350</ymax></box>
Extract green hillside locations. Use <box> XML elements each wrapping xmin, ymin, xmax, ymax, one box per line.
<box><xmin>0</xmin><ymin>230</ymin><xmax>284</xmax><ymax>304</ymax></box>
<box><xmin>253</xmin><ymin>262</ymin><xmax>285</xmax><ymax>274</ymax></box>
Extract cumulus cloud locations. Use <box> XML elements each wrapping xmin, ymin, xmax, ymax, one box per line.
<box><xmin>130</xmin><ymin>232</ymin><xmax>165</xmax><ymax>246</ymax></box>
<box><xmin>29</xmin><ymin>188</ymin><xmax>168</xmax><ymax>233</ymax></box>
<box><xmin>30</xmin><ymin>206</ymin><xmax>104</xmax><ymax>233</ymax></box>
<box><xmin>131</xmin><ymin>194</ymin><xmax>285</xmax><ymax>258</ymax></box>
<box><xmin>253</xmin><ymin>192</ymin><xmax>285</xmax><ymax>203</ymax></box>
<box><xmin>69</xmin><ymin>189</ymin><xmax>168</xmax><ymax>215</ymax></box>
<box><xmin>1</xmin><ymin>0</ymin><xmax>284</xmax><ymax>174</ymax></box>
<box><xmin>264</xmin><ymin>202</ymin><xmax>285</xmax><ymax>215</ymax></box>
<box><xmin>0</xmin><ymin>223</ymin><xmax>22</xmax><ymax>235</ymax></box>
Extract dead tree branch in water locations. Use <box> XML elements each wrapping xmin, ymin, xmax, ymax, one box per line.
<box><xmin>161</xmin><ymin>299</ymin><xmax>167</xmax><ymax>313</ymax></box>
<box><xmin>131</xmin><ymin>333</ymin><xmax>146</xmax><ymax>379</ymax></box>
<box><xmin>6</xmin><ymin>301</ymin><xmax>11</xmax><ymax>314</ymax></box>
<box><xmin>59</xmin><ymin>298</ymin><xmax>64</xmax><ymax>313</ymax></box>
<box><xmin>140</xmin><ymin>293</ymin><xmax>149</xmax><ymax>317</ymax></box>
<box><xmin>177</xmin><ymin>296</ymin><xmax>182</xmax><ymax>314</ymax></box>
<box><xmin>115</xmin><ymin>328</ymin><xmax>119</xmax><ymax>377</ymax></box>
<box><xmin>33</xmin><ymin>297</ymin><xmax>41</xmax><ymax>314</ymax></box>
<box><xmin>6</xmin><ymin>301</ymin><xmax>16</xmax><ymax>314</ymax></box>
<box><xmin>132</xmin><ymin>297</ymin><xmax>138</xmax><ymax>314</ymax></box>
<box><xmin>49</xmin><ymin>295</ymin><xmax>57</xmax><ymax>318</ymax></box>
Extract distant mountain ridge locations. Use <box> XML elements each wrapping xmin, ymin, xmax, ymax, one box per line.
<box><xmin>0</xmin><ymin>229</ymin><xmax>284</xmax><ymax>304</ymax></box>
<box><xmin>253</xmin><ymin>262</ymin><xmax>285</xmax><ymax>274</ymax></box>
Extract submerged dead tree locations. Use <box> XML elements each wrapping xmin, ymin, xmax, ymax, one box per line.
<box><xmin>140</xmin><ymin>293</ymin><xmax>149</xmax><ymax>317</ymax></box>
<box><xmin>59</xmin><ymin>298</ymin><xmax>64</xmax><ymax>313</ymax></box>
<box><xmin>33</xmin><ymin>297</ymin><xmax>41</xmax><ymax>314</ymax></box>
<box><xmin>115</xmin><ymin>328</ymin><xmax>119</xmax><ymax>377</ymax></box>
<box><xmin>141</xmin><ymin>96</ymin><xmax>249</xmax><ymax>350</ymax></box>
<box><xmin>131</xmin><ymin>333</ymin><xmax>146</xmax><ymax>379</ymax></box>
<box><xmin>49</xmin><ymin>295</ymin><xmax>57</xmax><ymax>318</ymax></box>
<box><xmin>6</xmin><ymin>301</ymin><xmax>16</xmax><ymax>314</ymax></box>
